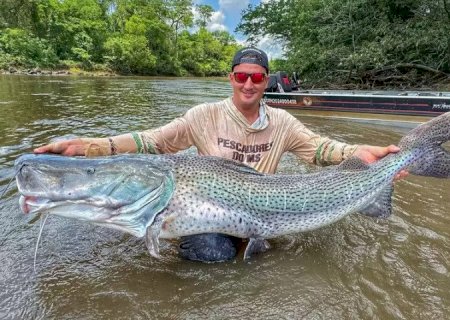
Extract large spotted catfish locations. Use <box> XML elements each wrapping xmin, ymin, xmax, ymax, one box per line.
<box><xmin>15</xmin><ymin>112</ymin><xmax>450</xmax><ymax>260</ymax></box>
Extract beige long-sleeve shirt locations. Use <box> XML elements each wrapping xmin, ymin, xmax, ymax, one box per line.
<box><xmin>132</xmin><ymin>98</ymin><xmax>357</xmax><ymax>174</ymax></box>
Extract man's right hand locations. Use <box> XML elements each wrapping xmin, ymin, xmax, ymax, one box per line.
<box><xmin>33</xmin><ymin>138</ymin><xmax>110</xmax><ymax>157</ymax></box>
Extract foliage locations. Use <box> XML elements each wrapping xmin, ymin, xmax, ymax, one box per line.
<box><xmin>196</xmin><ymin>4</ymin><xmax>214</xmax><ymax>28</ymax></box>
<box><xmin>2</xmin><ymin>0</ymin><xmax>449</xmax><ymax>86</ymax></box>
<box><xmin>237</xmin><ymin>0</ymin><xmax>450</xmax><ymax>88</ymax></box>
<box><xmin>104</xmin><ymin>34</ymin><xmax>157</xmax><ymax>74</ymax></box>
<box><xmin>178</xmin><ymin>29</ymin><xmax>240</xmax><ymax>76</ymax></box>
<box><xmin>0</xmin><ymin>0</ymin><xmax>239</xmax><ymax>76</ymax></box>
<box><xmin>0</xmin><ymin>28</ymin><xmax>58</xmax><ymax>68</ymax></box>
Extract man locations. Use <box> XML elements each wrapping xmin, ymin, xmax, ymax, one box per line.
<box><xmin>35</xmin><ymin>47</ymin><xmax>405</xmax><ymax>262</ymax></box>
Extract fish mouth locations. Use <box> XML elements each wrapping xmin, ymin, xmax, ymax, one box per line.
<box><xmin>18</xmin><ymin>193</ymin><xmax>130</xmax><ymax>233</ymax></box>
<box><xmin>18</xmin><ymin>194</ymin><xmax>116</xmax><ymax>217</ymax></box>
<box><xmin>19</xmin><ymin>195</ymin><xmax>51</xmax><ymax>214</ymax></box>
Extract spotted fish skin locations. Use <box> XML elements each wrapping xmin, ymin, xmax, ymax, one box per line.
<box><xmin>15</xmin><ymin>112</ymin><xmax>450</xmax><ymax>259</ymax></box>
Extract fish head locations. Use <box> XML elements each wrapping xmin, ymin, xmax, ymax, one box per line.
<box><xmin>15</xmin><ymin>154</ymin><xmax>175</xmax><ymax>237</ymax></box>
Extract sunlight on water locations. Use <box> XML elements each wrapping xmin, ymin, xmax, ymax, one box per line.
<box><xmin>0</xmin><ymin>75</ymin><xmax>449</xmax><ymax>319</ymax></box>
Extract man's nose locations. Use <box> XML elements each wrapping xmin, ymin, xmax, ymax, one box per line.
<box><xmin>243</xmin><ymin>77</ymin><xmax>254</xmax><ymax>88</ymax></box>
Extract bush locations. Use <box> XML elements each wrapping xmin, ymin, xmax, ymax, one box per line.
<box><xmin>104</xmin><ymin>35</ymin><xmax>156</xmax><ymax>74</ymax></box>
<box><xmin>0</xmin><ymin>28</ymin><xmax>58</xmax><ymax>68</ymax></box>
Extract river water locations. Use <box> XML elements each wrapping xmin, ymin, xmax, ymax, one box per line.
<box><xmin>0</xmin><ymin>74</ymin><xmax>449</xmax><ymax>319</ymax></box>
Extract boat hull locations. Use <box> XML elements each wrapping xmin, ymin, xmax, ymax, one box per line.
<box><xmin>263</xmin><ymin>91</ymin><xmax>450</xmax><ymax>117</ymax></box>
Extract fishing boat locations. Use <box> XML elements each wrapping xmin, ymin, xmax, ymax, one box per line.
<box><xmin>263</xmin><ymin>72</ymin><xmax>450</xmax><ymax>127</ymax></box>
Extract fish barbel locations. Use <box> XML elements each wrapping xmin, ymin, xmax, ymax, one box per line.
<box><xmin>15</xmin><ymin>112</ymin><xmax>450</xmax><ymax>259</ymax></box>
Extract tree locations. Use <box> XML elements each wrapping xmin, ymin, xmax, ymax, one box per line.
<box><xmin>237</xmin><ymin>0</ymin><xmax>450</xmax><ymax>88</ymax></box>
<box><xmin>0</xmin><ymin>0</ymin><xmax>37</xmax><ymax>29</ymax></box>
<box><xmin>195</xmin><ymin>4</ymin><xmax>213</xmax><ymax>28</ymax></box>
<box><xmin>104</xmin><ymin>34</ymin><xmax>156</xmax><ymax>74</ymax></box>
<box><xmin>162</xmin><ymin>0</ymin><xmax>193</xmax><ymax>59</ymax></box>
<box><xmin>178</xmin><ymin>28</ymin><xmax>239</xmax><ymax>76</ymax></box>
<box><xmin>0</xmin><ymin>28</ymin><xmax>58</xmax><ymax>68</ymax></box>
<box><xmin>0</xmin><ymin>0</ymin><xmax>241</xmax><ymax>76</ymax></box>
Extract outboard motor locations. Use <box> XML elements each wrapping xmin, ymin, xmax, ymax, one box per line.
<box><xmin>265</xmin><ymin>75</ymin><xmax>279</xmax><ymax>92</ymax></box>
<box><xmin>265</xmin><ymin>71</ymin><xmax>300</xmax><ymax>92</ymax></box>
<box><xmin>275</xmin><ymin>71</ymin><xmax>293</xmax><ymax>92</ymax></box>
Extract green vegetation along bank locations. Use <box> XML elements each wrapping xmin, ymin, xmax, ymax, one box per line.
<box><xmin>0</xmin><ymin>0</ymin><xmax>240</xmax><ymax>77</ymax></box>
<box><xmin>238</xmin><ymin>0</ymin><xmax>450</xmax><ymax>89</ymax></box>
<box><xmin>2</xmin><ymin>0</ymin><xmax>450</xmax><ymax>89</ymax></box>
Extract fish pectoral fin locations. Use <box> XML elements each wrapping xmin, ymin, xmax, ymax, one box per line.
<box><xmin>145</xmin><ymin>222</ymin><xmax>162</xmax><ymax>259</ymax></box>
<box><xmin>359</xmin><ymin>185</ymin><xmax>393</xmax><ymax>218</ymax></box>
<box><xmin>243</xmin><ymin>238</ymin><xmax>271</xmax><ymax>260</ymax></box>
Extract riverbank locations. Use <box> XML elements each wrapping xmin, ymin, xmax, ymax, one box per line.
<box><xmin>1</xmin><ymin>66</ymin><xmax>117</xmax><ymax>77</ymax></box>
<box><xmin>2</xmin><ymin>67</ymin><xmax>449</xmax><ymax>92</ymax></box>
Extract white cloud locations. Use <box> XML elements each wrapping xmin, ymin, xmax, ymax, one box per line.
<box><xmin>191</xmin><ymin>7</ymin><xmax>228</xmax><ymax>32</ymax></box>
<box><xmin>208</xmin><ymin>11</ymin><xmax>228</xmax><ymax>32</ymax></box>
<box><xmin>192</xmin><ymin>0</ymin><xmax>284</xmax><ymax>62</ymax></box>
<box><xmin>242</xmin><ymin>35</ymin><xmax>285</xmax><ymax>60</ymax></box>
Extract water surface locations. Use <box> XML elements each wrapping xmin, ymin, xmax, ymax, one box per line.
<box><xmin>0</xmin><ymin>75</ymin><xmax>449</xmax><ymax>319</ymax></box>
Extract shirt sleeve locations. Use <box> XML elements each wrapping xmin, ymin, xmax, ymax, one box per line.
<box><xmin>282</xmin><ymin>112</ymin><xmax>358</xmax><ymax>165</ymax></box>
<box><xmin>133</xmin><ymin>113</ymin><xmax>195</xmax><ymax>154</ymax></box>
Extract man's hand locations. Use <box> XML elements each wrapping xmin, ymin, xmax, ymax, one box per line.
<box><xmin>353</xmin><ymin>144</ymin><xmax>408</xmax><ymax>180</ymax></box>
<box><xmin>34</xmin><ymin>138</ymin><xmax>110</xmax><ymax>157</ymax></box>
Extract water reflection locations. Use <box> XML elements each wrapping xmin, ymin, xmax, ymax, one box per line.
<box><xmin>0</xmin><ymin>75</ymin><xmax>449</xmax><ymax>319</ymax></box>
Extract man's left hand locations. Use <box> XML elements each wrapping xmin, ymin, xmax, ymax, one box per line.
<box><xmin>353</xmin><ymin>144</ymin><xmax>408</xmax><ymax>180</ymax></box>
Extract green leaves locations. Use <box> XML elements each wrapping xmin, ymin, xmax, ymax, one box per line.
<box><xmin>104</xmin><ymin>34</ymin><xmax>157</xmax><ymax>74</ymax></box>
<box><xmin>196</xmin><ymin>4</ymin><xmax>214</xmax><ymax>28</ymax></box>
<box><xmin>0</xmin><ymin>28</ymin><xmax>58</xmax><ymax>68</ymax></box>
<box><xmin>238</xmin><ymin>0</ymin><xmax>450</xmax><ymax>88</ymax></box>
<box><xmin>0</xmin><ymin>0</ymin><xmax>240</xmax><ymax>76</ymax></box>
<box><xmin>177</xmin><ymin>29</ymin><xmax>239</xmax><ymax>76</ymax></box>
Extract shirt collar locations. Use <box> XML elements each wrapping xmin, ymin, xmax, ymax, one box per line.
<box><xmin>224</xmin><ymin>98</ymin><xmax>269</xmax><ymax>132</ymax></box>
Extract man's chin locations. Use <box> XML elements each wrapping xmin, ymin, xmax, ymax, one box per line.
<box><xmin>240</xmin><ymin>95</ymin><xmax>258</xmax><ymax>105</ymax></box>
<box><xmin>233</xmin><ymin>92</ymin><xmax>262</xmax><ymax>109</ymax></box>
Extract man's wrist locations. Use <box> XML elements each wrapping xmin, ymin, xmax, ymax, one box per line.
<box><xmin>82</xmin><ymin>138</ymin><xmax>111</xmax><ymax>157</ymax></box>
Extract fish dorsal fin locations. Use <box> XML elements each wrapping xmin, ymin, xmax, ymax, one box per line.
<box><xmin>359</xmin><ymin>185</ymin><xmax>393</xmax><ymax>218</ymax></box>
<box><xmin>338</xmin><ymin>157</ymin><xmax>371</xmax><ymax>171</ymax></box>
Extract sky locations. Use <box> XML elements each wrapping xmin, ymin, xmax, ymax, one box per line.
<box><xmin>193</xmin><ymin>0</ymin><xmax>282</xmax><ymax>59</ymax></box>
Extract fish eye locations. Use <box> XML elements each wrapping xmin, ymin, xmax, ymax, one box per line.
<box><xmin>87</xmin><ymin>167</ymin><xmax>96</xmax><ymax>174</ymax></box>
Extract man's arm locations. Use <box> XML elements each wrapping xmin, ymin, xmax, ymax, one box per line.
<box><xmin>281</xmin><ymin>111</ymin><xmax>408</xmax><ymax>178</ymax></box>
<box><xmin>34</xmin><ymin>110</ymin><xmax>197</xmax><ymax>156</ymax></box>
<box><xmin>283</xmin><ymin>113</ymin><xmax>358</xmax><ymax>165</ymax></box>
<box><xmin>33</xmin><ymin>134</ymin><xmax>138</xmax><ymax>156</ymax></box>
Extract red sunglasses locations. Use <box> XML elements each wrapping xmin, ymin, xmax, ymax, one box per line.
<box><xmin>233</xmin><ymin>72</ymin><xmax>267</xmax><ymax>84</ymax></box>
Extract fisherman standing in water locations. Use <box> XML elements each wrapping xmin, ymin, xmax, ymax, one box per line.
<box><xmin>35</xmin><ymin>47</ymin><xmax>406</xmax><ymax>262</ymax></box>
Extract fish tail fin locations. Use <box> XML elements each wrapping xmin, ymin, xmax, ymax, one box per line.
<box><xmin>399</xmin><ymin>111</ymin><xmax>450</xmax><ymax>178</ymax></box>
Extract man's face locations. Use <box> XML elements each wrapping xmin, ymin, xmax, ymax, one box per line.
<box><xmin>229</xmin><ymin>63</ymin><xmax>268</xmax><ymax>110</ymax></box>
